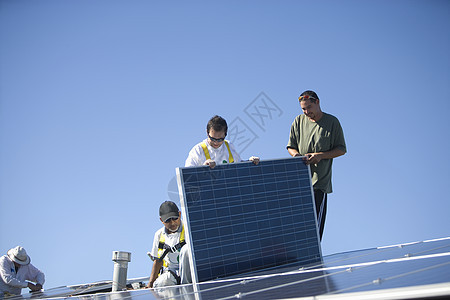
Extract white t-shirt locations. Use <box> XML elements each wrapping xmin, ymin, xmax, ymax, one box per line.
<box><xmin>185</xmin><ymin>139</ymin><xmax>242</xmax><ymax>167</ymax></box>
<box><xmin>150</xmin><ymin>226</ymin><xmax>184</xmax><ymax>273</ymax></box>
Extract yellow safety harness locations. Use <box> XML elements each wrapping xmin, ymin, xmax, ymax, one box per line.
<box><xmin>157</xmin><ymin>225</ymin><xmax>185</xmax><ymax>268</ymax></box>
<box><xmin>200</xmin><ymin>141</ymin><xmax>234</xmax><ymax>163</ymax></box>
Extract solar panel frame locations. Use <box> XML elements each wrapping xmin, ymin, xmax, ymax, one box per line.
<box><xmin>176</xmin><ymin>157</ymin><xmax>322</xmax><ymax>284</ymax></box>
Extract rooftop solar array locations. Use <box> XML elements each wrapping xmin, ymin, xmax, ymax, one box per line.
<box><xmin>14</xmin><ymin>237</ymin><xmax>450</xmax><ymax>300</ymax></box>
<box><xmin>176</xmin><ymin>157</ymin><xmax>321</xmax><ymax>283</ymax></box>
<box><xmin>10</xmin><ymin>158</ymin><xmax>450</xmax><ymax>299</ymax></box>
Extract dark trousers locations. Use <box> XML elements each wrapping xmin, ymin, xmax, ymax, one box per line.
<box><xmin>314</xmin><ymin>190</ymin><xmax>328</xmax><ymax>241</ymax></box>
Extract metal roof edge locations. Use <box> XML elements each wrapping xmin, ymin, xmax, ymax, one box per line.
<box><xmin>283</xmin><ymin>282</ymin><xmax>450</xmax><ymax>300</ymax></box>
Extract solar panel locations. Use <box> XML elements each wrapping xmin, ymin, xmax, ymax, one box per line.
<box><xmin>26</xmin><ymin>237</ymin><xmax>450</xmax><ymax>300</ymax></box>
<box><xmin>176</xmin><ymin>157</ymin><xmax>322</xmax><ymax>283</ymax></box>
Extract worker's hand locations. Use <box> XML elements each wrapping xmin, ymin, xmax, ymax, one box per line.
<box><xmin>249</xmin><ymin>156</ymin><xmax>260</xmax><ymax>165</ymax></box>
<box><xmin>292</xmin><ymin>152</ymin><xmax>302</xmax><ymax>157</ymax></box>
<box><xmin>146</xmin><ymin>281</ymin><xmax>153</xmax><ymax>289</ymax></box>
<box><xmin>304</xmin><ymin>153</ymin><xmax>323</xmax><ymax>165</ymax></box>
<box><xmin>27</xmin><ymin>282</ymin><xmax>42</xmax><ymax>292</ymax></box>
<box><xmin>204</xmin><ymin>159</ymin><xmax>216</xmax><ymax>169</ymax></box>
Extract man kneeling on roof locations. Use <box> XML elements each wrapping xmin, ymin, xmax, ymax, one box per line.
<box><xmin>146</xmin><ymin>201</ymin><xmax>191</xmax><ymax>288</ymax></box>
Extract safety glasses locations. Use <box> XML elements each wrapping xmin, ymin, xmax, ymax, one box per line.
<box><xmin>298</xmin><ymin>94</ymin><xmax>318</xmax><ymax>102</ymax></box>
<box><xmin>164</xmin><ymin>217</ymin><xmax>179</xmax><ymax>223</ymax></box>
<box><xmin>208</xmin><ymin>134</ymin><xmax>225</xmax><ymax>143</ymax></box>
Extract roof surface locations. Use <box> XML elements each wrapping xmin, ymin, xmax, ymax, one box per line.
<box><xmin>8</xmin><ymin>237</ymin><xmax>450</xmax><ymax>300</ymax></box>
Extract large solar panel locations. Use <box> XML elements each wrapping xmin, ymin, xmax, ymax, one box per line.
<box><xmin>176</xmin><ymin>157</ymin><xmax>322</xmax><ymax>283</ymax></box>
<box><xmin>20</xmin><ymin>237</ymin><xmax>450</xmax><ymax>300</ymax></box>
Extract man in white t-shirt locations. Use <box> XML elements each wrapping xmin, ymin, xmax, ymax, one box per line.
<box><xmin>185</xmin><ymin>115</ymin><xmax>259</xmax><ymax>168</ymax></box>
<box><xmin>146</xmin><ymin>201</ymin><xmax>191</xmax><ymax>288</ymax></box>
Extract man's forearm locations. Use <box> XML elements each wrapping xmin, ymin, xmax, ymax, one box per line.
<box><xmin>287</xmin><ymin>147</ymin><xmax>300</xmax><ymax>157</ymax></box>
<box><xmin>147</xmin><ymin>260</ymin><xmax>163</xmax><ymax>288</ymax></box>
<box><xmin>319</xmin><ymin>148</ymin><xmax>346</xmax><ymax>160</ymax></box>
<box><xmin>303</xmin><ymin>148</ymin><xmax>346</xmax><ymax>165</ymax></box>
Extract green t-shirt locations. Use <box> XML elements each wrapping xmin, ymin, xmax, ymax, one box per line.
<box><xmin>287</xmin><ymin>112</ymin><xmax>346</xmax><ymax>193</ymax></box>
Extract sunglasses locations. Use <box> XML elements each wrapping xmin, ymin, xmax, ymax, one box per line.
<box><xmin>208</xmin><ymin>134</ymin><xmax>226</xmax><ymax>143</ymax></box>
<box><xmin>164</xmin><ymin>217</ymin><xmax>179</xmax><ymax>223</ymax></box>
<box><xmin>298</xmin><ymin>95</ymin><xmax>318</xmax><ymax>102</ymax></box>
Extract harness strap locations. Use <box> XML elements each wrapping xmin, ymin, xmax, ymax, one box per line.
<box><xmin>201</xmin><ymin>141</ymin><xmax>234</xmax><ymax>163</ymax></box>
<box><xmin>157</xmin><ymin>225</ymin><xmax>186</xmax><ymax>263</ymax></box>
<box><xmin>157</xmin><ymin>234</ymin><xmax>168</xmax><ymax>267</ymax></box>
<box><xmin>158</xmin><ymin>240</ymin><xmax>186</xmax><ymax>262</ymax></box>
<box><xmin>224</xmin><ymin>141</ymin><xmax>234</xmax><ymax>163</ymax></box>
<box><xmin>200</xmin><ymin>142</ymin><xmax>211</xmax><ymax>160</ymax></box>
<box><xmin>168</xmin><ymin>270</ymin><xmax>181</xmax><ymax>285</ymax></box>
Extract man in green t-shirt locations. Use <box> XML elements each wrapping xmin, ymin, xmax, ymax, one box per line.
<box><xmin>287</xmin><ymin>90</ymin><xmax>346</xmax><ymax>241</ymax></box>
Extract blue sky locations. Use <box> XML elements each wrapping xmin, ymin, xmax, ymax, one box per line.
<box><xmin>1</xmin><ymin>0</ymin><xmax>449</xmax><ymax>290</ymax></box>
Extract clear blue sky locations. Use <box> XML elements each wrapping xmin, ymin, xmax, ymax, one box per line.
<box><xmin>1</xmin><ymin>0</ymin><xmax>449</xmax><ymax>290</ymax></box>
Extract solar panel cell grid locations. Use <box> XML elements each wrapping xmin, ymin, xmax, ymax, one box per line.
<box><xmin>177</xmin><ymin>157</ymin><xmax>322</xmax><ymax>282</ymax></box>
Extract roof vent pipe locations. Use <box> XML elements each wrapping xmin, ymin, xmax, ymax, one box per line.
<box><xmin>112</xmin><ymin>251</ymin><xmax>131</xmax><ymax>292</ymax></box>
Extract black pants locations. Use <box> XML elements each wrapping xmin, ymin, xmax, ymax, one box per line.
<box><xmin>314</xmin><ymin>190</ymin><xmax>327</xmax><ymax>241</ymax></box>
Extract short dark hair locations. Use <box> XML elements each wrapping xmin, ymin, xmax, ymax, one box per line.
<box><xmin>206</xmin><ymin>115</ymin><xmax>228</xmax><ymax>135</ymax></box>
<box><xmin>299</xmin><ymin>90</ymin><xmax>320</xmax><ymax>103</ymax></box>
